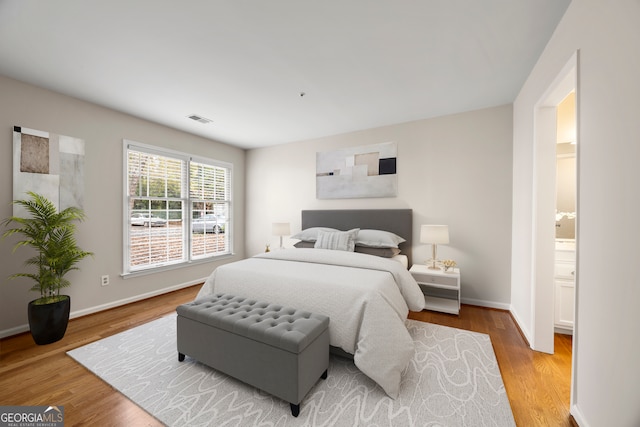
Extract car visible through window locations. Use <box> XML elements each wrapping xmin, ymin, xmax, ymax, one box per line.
<box><xmin>131</xmin><ymin>213</ymin><xmax>167</xmax><ymax>227</ymax></box>
<box><xmin>192</xmin><ymin>214</ymin><xmax>225</xmax><ymax>233</ymax></box>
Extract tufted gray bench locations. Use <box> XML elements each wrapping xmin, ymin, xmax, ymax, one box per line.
<box><xmin>176</xmin><ymin>293</ymin><xmax>330</xmax><ymax>417</ymax></box>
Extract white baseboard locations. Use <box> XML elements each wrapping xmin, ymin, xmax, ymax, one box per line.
<box><xmin>570</xmin><ymin>403</ymin><xmax>588</xmax><ymax>427</ymax></box>
<box><xmin>0</xmin><ymin>278</ymin><xmax>206</xmax><ymax>339</ymax></box>
<box><xmin>554</xmin><ymin>326</ymin><xmax>574</xmax><ymax>335</ymax></box>
<box><xmin>70</xmin><ymin>277</ymin><xmax>205</xmax><ymax>318</ymax></box>
<box><xmin>460</xmin><ymin>297</ymin><xmax>511</xmax><ymax>310</ymax></box>
<box><xmin>448</xmin><ymin>298</ymin><xmax>537</xmax><ymax>348</ymax></box>
<box><xmin>1</xmin><ymin>324</ymin><xmax>30</xmax><ymax>339</ymax></box>
<box><xmin>508</xmin><ymin>306</ymin><xmax>533</xmax><ymax>346</ymax></box>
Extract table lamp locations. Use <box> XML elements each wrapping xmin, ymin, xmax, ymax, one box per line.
<box><xmin>420</xmin><ymin>225</ymin><xmax>449</xmax><ymax>270</ymax></box>
<box><xmin>272</xmin><ymin>222</ymin><xmax>291</xmax><ymax>249</ymax></box>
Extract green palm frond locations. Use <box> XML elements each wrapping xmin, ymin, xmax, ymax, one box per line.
<box><xmin>2</xmin><ymin>192</ymin><xmax>93</xmax><ymax>301</ymax></box>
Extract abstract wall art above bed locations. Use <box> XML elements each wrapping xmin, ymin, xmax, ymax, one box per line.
<box><xmin>12</xmin><ymin>126</ymin><xmax>85</xmax><ymax>217</ymax></box>
<box><xmin>316</xmin><ymin>141</ymin><xmax>397</xmax><ymax>199</ymax></box>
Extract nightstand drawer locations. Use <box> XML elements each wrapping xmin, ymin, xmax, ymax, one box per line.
<box><xmin>412</xmin><ymin>272</ymin><xmax>458</xmax><ymax>287</ymax></box>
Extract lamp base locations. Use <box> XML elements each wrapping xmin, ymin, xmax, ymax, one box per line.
<box><xmin>425</xmin><ymin>259</ymin><xmax>442</xmax><ymax>270</ymax></box>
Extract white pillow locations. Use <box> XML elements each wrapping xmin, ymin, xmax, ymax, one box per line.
<box><xmin>291</xmin><ymin>227</ymin><xmax>339</xmax><ymax>242</ymax></box>
<box><xmin>355</xmin><ymin>229</ymin><xmax>406</xmax><ymax>248</ymax></box>
<box><xmin>314</xmin><ymin>229</ymin><xmax>359</xmax><ymax>252</ymax></box>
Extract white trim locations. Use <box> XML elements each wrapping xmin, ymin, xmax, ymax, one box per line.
<box><xmin>531</xmin><ymin>105</ymin><xmax>558</xmax><ymax>354</ymax></box>
<box><xmin>71</xmin><ymin>277</ymin><xmax>205</xmax><ymax>318</ymax></box>
<box><xmin>125</xmin><ymin>139</ymin><xmax>190</xmax><ymax>161</ymax></box>
<box><xmin>531</xmin><ymin>51</ymin><xmax>578</xmax><ymax>355</ymax></box>
<box><xmin>120</xmin><ymin>254</ymin><xmax>234</xmax><ymax>279</ymax></box>
<box><xmin>570</xmin><ymin>403</ymin><xmax>588</xmax><ymax>427</ymax></box>
<box><xmin>122</xmin><ymin>139</ymin><xmax>129</xmax><ymax>274</ymax></box>
<box><xmin>460</xmin><ymin>297</ymin><xmax>510</xmax><ymax>311</ymax></box>
<box><xmin>0</xmin><ymin>324</ymin><xmax>30</xmax><ymax>339</ymax></box>
<box><xmin>509</xmin><ymin>306</ymin><xmax>533</xmax><ymax>345</ymax></box>
<box><xmin>0</xmin><ymin>278</ymin><xmax>206</xmax><ymax>339</ymax></box>
<box><xmin>122</xmin><ymin>139</ymin><xmax>233</xmax><ymax>274</ymax></box>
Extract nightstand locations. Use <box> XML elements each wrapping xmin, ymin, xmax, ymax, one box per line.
<box><xmin>409</xmin><ymin>264</ymin><xmax>461</xmax><ymax>315</ymax></box>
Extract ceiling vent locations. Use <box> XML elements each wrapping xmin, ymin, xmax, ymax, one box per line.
<box><xmin>187</xmin><ymin>114</ymin><xmax>213</xmax><ymax>124</ymax></box>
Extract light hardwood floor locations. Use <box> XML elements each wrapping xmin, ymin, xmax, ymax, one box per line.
<box><xmin>0</xmin><ymin>285</ymin><xmax>574</xmax><ymax>426</ymax></box>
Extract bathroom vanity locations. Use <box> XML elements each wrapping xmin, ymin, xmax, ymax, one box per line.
<box><xmin>555</xmin><ymin>239</ymin><xmax>575</xmax><ymax>333</ymax></box>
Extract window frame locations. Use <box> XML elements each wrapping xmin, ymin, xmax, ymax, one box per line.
<box><xmin>122</xmin><ymin>140</ymin><xmax>233</xmax><ymax>277</ymax></box>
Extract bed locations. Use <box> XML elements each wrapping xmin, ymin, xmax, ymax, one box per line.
<box><xmin>196</xmin><ymin>209</ymin><xmax>425</xmax><ymax>398</ymax></box>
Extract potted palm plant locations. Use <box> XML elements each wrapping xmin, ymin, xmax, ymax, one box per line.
<box><xmin>2</xmin><ymin>192</ymin><xmax>93</xmax><ymax>345</ymax></box>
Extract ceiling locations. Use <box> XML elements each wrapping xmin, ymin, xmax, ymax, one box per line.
<box><xmin>0</xmin><ymin>0</ymin><xmax>570</xmax><ymax>149</ymax></box>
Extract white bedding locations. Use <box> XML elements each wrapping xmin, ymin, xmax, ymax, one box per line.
<box><xmin>197</xmin><ymin>248</ymin><xmax>425</xmax><ymax>399</ymax></box>
<box><xmin>391</xmin><ymin>253</ymin><xmax>408</xmax><ymax>268</ymax></box>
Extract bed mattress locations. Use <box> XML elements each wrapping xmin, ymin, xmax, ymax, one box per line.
<box><xmin>197</xmin><ymin>248</ymin><xmax>425</xmax><ymax>398</ymax></box>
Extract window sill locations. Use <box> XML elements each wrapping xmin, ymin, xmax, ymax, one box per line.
<box><xmin>121</xmin><ymin>253</ymin><xmax>236</xmax><ymax>279</ymax></box>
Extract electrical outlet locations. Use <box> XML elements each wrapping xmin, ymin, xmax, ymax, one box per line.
<box><xmin>101</xmin><ymin>275</ymin><xmax>109</xmax><ymax>286</ymax></box>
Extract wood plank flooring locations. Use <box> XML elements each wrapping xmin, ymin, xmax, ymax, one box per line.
<box><xmin>0</xmin><ymin>286</ymin><xmax>573</xmax><ymax>426</ymax></box>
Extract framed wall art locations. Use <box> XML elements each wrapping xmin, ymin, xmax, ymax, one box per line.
<box><xmin>316</xmin><ymin>141</ymin><xmax>397</xmax><ymax>199</ymax></box>
<box><xmin>13</xmin><ymin>126</ymin><xmax>85</xmax><ymax>217</ymax></box>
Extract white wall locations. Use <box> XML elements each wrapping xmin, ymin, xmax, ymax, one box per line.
<box><xmin>0</xmin><ymin>75</ymin><xmax>246</xmax><ymax>337</ymax></box>
<box><xmin>246</xmin><ymin>105</ymin><xmax>513</xmax><ymax>308</ymax></box>
<box><xmin>511</xmin><ymin>0</ymin><xmax>640</xmax><ymax>425</ymax></box>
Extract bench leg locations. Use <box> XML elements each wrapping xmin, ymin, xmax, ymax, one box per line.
<box><xmin>178</xmin><ymin>352</ymin><xmax>185</xmax><ymax>362</ymax></box>
<box><xmin>289</xmin><ymin>369</ymin><xmax>327</xmax><ymax>417</ymax></box>
<box><xmin>290</xmin><ymin>403</ymin><xmax>300</xmax><ymax>417</ymax></box>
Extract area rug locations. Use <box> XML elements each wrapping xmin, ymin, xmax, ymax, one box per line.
<box><xmin>67</xmin><ymin>315</ymin><xmax>515</xmax><ymax>426</ymax></box>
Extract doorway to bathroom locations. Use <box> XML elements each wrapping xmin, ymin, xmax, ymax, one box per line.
<box><xmin>531</xmin><ymin>52</ymin><xmax>578</xmax><ymax>355</ymax></box>
<box><xmin>554</xmin><ymin>91</ymin><xmax>576</xmax><ymax>335</ymax></box>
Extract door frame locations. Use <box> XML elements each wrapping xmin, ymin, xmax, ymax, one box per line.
<box><xmin>531</xmin><ymin>51</ymin><xmax>578</xmax><ymax>354</ymax></box>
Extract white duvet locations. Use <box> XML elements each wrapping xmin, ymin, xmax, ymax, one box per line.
<box><xmin>197</xmin><ymin>248</ymin><xmax>425</xmax><ymax>398</ymax></box>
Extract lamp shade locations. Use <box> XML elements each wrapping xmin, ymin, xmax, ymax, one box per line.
<box><xmin>420</xmin><ymin>225</ymin><xmax>449</xmax><ymax>244</ymax></box>
<box><xmin>272</xmin><ymin>222</ymin><xmax>291</xmax><ymax>236</ymax></box>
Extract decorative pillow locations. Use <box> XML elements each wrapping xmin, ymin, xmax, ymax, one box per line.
<box><xmin>293</xmin><ymin>241</ymin><xmax>315</xmax><ymax>248</ymax></box>
<box><xmin>355</xmin><ymin>229</ymin><xmax>406</xmax><ymax>248</ymax></box>
<box><xmin>354</xmin><ymin>246</ymin><xmax>401</xmax><ymax>258</ymax></box>
<box><xmin>314</xmin><ymin>229</ymin><xmax>359</xmax><ymax>252</ymax></box>
<box><xmin>291</xmin><ymin>227</ymin><xmax>339</xmax><ymax>242</ymax></box>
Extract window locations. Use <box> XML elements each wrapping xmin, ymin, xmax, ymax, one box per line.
<box><xmin>124</xmin><ymin>140</ymin><xmax>232</xmax><ymax>274</ymax></box>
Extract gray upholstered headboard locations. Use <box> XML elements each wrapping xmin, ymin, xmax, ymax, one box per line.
<box><xmin>301</xmin><ymin>209</ymin><xmax>413</xmax><ymax>266</ymax></box>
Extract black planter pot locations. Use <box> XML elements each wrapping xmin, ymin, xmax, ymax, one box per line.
<box><xmin>28</xmin><ymin>296</ymin><xmax>71</xmax><ymax>345</ymax></box>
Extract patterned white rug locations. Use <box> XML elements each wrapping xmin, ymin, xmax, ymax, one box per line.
<box><xmin>68</xmin><ymin>315</ymin><xmax>515</xmax><ymax>426</ymax></box>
